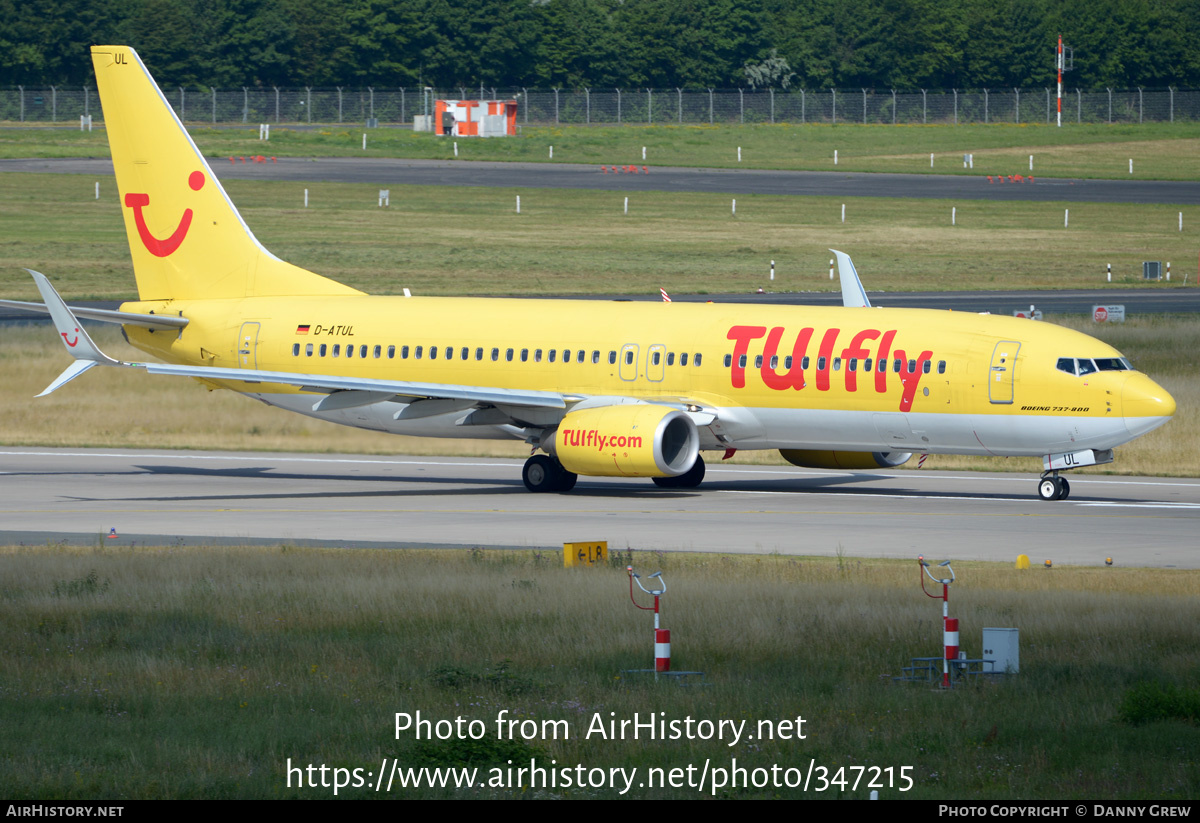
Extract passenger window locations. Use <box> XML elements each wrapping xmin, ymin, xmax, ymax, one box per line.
<box><xmin>848</xmin><ymin>358</ymin><xmax>857</xmax><ymax>372</ymax></box>
<box><xmin>739</xmin><ymin>355</ymin><xmax>747</xmax><ymax>368</ymax></box>
<box><xmin>534</xmin><ymin>349</ymin><xmax>541</xmax><ymax>362</ymax></box>
<box><xmin>461</xmin><ymin>346</ymin><xmax>468</xmax><ymax>360</ymax></box>
<box><xmin>833</xmin><ymin>357</ymin><xmax>841</xmax><ymax>371</ymax></box>
<box><xmin>694</xmin><ymin>353</ymin><xmax>702</xmax><ymax>366</ymax></box>
<box><xmin>444</xmin><ymin>346</ymin><xmax>452</xmax><ymax>361</ymax></box>
<box><xmin>893</xmin><ymin>358</ymin><xmax>902</xmax><ymax>373</ymax></box>
<box><xmin>624</xmin><ymin>350</ymin><xmax>634</xmax><ymax>365</ymax></box>
<box><xmin>908</xmin><ymin>359</ymin><xmax>916</xmax><ymax>373</ymax></box>
<box><xmin>937</xmin><ymin>360</ymin><xmax>946</xmax><ymax>374</ymax></box>
<box><xmin>401</xmin><ymin>345</ymin><xmax>409</xmax><ymax>359</ymax></box>
<box><xmin>319</xmin><ymin>344</ymin><xmax>327</xmax><ymax>356</ymax></box>
<box><xmin>878</xmin><ymin>359</ymin><xmax>886</xmax><ymax>373</ymax></box>
<box><xmin>521</xmin><ymin>349</ymin><xmax>529</xmax><ymax>362</ymax></box>
<box><xmin>333</xmin><ymin>344</ymin><xmax>341</xmax><ymax>357</ymax></box>
<box><xmin>591</xmin><ymin>351</ymin><xmax>599</xmax><ymax>364</ymax></box>
<box><xmin>681</xmin><ymin>353</ymin><xmax>689</xmax><ymax>367</ymax></box>
<box><xmin>817</xmin><ymin>357</ymin><xmax>826</xmax><ymax>371</ymax></box>
<box><xmin>667</xmin><ymin>352</ymin><xmax>675</xmax><ymax>366</ymax></box>
<box><xmin>387</xmin><ymin>345</ymin><xmax>395</xmax><ymax>359</ymax></box>
<box><xmin>360</xmin><ymin>345</ymin><xmax>367</xmax><ymax>358</ymax></box>
<box><xmin>608</xmin><ymin>351</ymin><xmax>616</xmax><ymax>364</ymax></box>
<box><xmin>802</xmin><ymin>356</ymin><xmax>810</xmax><ymax>369</ymax></box>
<box><xmin>346</xmin><ymin>345</ymin><xmax>354</xmax><ymax>359</ymax></box>
<box><xmin>724</xmin><ymin>354</ymin><xmax>732</xmax><ymax>368</ymax></box>
<box><xmin>506</xmin><ymin>348</ymin><xmax>514</xmax><ymax>362</ymax></box>
<box><xmin>305</xmin><ymin>343</ymin><xmax>313</xmax><ymax>356</ymax></box>
<box><xmin>415</xmin><ymin>346</ymin><xmax>423</xmax><ymax>359</ymax></box>
<box><xmin>580</xmin><ymin>350</ymin><xmax>587</xmax><ymax>363</ymax></box>
<box><xmin>491</xmin><ymin>348</ymin><xmax>499</xmax><ymax>361</ymax></box>
<box><xmin>754</xmin><ymin>355</ymin><xmax>762</xmax><ymax>368</ymax></box>
<box><xmin>652</xmin><ymin>352</ymin><xmax>661</xmax><ymax>365</ymax></box>
<box><xmin>476</xmin><ymin>347</ymin><xmax>483</xmax><ymax>360</ymax></box>
<box><xmin>785</xmin><ymin>356</ymin><xmax>792</xmax><ymax>369</ymax></box>
<box><xmin>548</xmin><ymin>349</ymin><xmax>556</xmax><ymax>363</ymax></box>
<box><xmin>292</xmin><ymin>343</ymin><xmax>300</xmax><ymax>356</ymax></box>
<box><xmin>864</xmin><ymin>358</ymin><xmax>872</xmax><ymax>371</ymax></box>
<box><xmin>374</xmin><ymin>345</ymin><xmax>381</xmax><ymax>359</ymax></box>
<box><xmin>922</xmin><ymin>360</ymin><xmax>930</xmax><ymax>374</ymax></box>
<box><xmin>563</xmin><ymin>349</ymin><xmax>571</xmax><ymax>362</ymax></box>
<box><xmin>430</xmin><ymin>346</ymin><xmax>438</xmax><ymax>360</ymax></box>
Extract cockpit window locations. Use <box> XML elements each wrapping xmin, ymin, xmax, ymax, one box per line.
<box><xmin>1076</xmin><ymin>359</ymin><xmax>1097</xmax><ymax>376</ymax></box>
<box><xmin>1094</xmin><ymin>357</ymin><xmax>1132</xmax><ymax>372</ymax></box>
<box><xmin>1058</xmin><ymin>357</ymin><xmax>1133</xmax><ymax>376</ymax></box>
<box><xmin>1056</xmin><ymin>358</ymin><xmax>1076</xmax><ymax>375</ymax></box>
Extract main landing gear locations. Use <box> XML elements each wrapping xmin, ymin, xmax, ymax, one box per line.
<box><xmin>522</xmin><ymin>454</ymin><xmax>577</xmax><ymax>493</ymax></box>
<box><xmin>652</xmin><ymin>455</ymin><xmax>706</xmax><ymax>489</ymax></box>
<box><xmin>1037</xmin><ymin>472</ymin><xmax>1071</xmax><ymax>501</ymax></box>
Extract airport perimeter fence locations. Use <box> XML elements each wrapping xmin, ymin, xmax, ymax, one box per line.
<box><xmin>2</xmin><ymin>85</ymin><xmax>1198</xmax><ymax>127</ymax></box>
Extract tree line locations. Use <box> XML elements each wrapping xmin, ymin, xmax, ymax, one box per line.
<box><xmin>3</xmin><ymin>0</ymin><xmax>1197</xmax><ymax>91</ymax></box>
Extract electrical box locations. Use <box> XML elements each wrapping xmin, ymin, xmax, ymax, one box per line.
<box><xmin>1143</xmin><ymin>261</ymin><xmax>1162</xmax><ymax>280</ymax></box>
<box><xmin>982</xmin><ymin>627</ymin><xmax>1019</xmax><ymax>673</ymax></box>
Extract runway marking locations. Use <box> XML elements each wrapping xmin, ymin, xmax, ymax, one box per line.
<box><xmin>1077</xmin><ymin>501</ymin><xmax>1200</xmax><ymax>510</ymax></box>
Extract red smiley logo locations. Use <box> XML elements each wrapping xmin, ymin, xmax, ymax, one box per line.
<box><xmin>124</xmin><ymin>171</ymin><xmax>205</xmax><ymax>257</ymax></box>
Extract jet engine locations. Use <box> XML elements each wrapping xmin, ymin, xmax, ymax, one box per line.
<box><xmin>545</xmin><ymin>405</ymin><xmax>699</xmax><ymax>477</ymax></box>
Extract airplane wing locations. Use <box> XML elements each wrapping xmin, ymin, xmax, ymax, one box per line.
<box><xmin>28</xmin><ymin>269</ymin><xmax>565</xmax><ymax>410</ymax></box>
<box><xmin>830</xmin><ymin>249</ymin><xmax>872</xmax><ymax>308</ymax></box>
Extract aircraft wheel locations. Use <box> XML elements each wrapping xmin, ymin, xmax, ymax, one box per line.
<box><xmin>523</xmin><ymin>455</ymin><xmax>558</xmax><ymax>493</ymax></box>
<box><xmin>673</xmin><ymin>455</ymin><xmax>706</xmax><ymax>488</ymax></box>
<box><xmin>1057</xmin><ymin>477</ymin><xmax>1071</xmax><ymax>500</ymax></box>
<box><xmin>652</xmin><ymin>475</ymin><xmax>678</xmax><ymax>488</ymax></box>
<box><xmin>556</xmin><ymin>467</ymin><xmax>578</xmax><ymax>492</ymax></box>
<box><xmin>1037</xmin><ymin>476</ymin><xmax>1061</xmax><ymax>501</ymax></box>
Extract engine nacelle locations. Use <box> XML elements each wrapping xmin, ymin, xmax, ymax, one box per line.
<box><xmin>546</xmin><ymin>405</ymin><xmax>699</xmax><ymax>477</ymax></box>
<box><xmin>779</xmin><ymin>449</ymin><xmax>912</xmax><ymax>470</ymax></box>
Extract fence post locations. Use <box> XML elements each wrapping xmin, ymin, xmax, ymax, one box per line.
<box><xmin>18</xmin><ymin>85</ymin><xmax>23</xmax><ymax>122</ymax></box>
<box><xmin>400</xmin><ymin>87</ymin><xmax>405</xmax><ymax>124</ymax></box>
<box><xmin>274</xmin><ymin>86</ymin><xmax>280</xmax><ymax>122</ymax></box>
<box><xmin>306</xmin><ymin>87</ymin><xmax>311</xmax><ymax>124</ymax></box>
<box><xmin>831</xmin><ymin>88</ymin><xmax>836</xmax><ymax>124</ymax></box>
<box><xmin>243</xmin><ymin>87</ymin><xmax>248</xmax><ymax>123</ymax></box>
<box><xmin>647</xmin><ymin>88</ymin><xmax>652</xmax><ymax>124</ymax></box>
<box><xmin>554</xmin><ymin>88</ymin><xmax>559</xmax><ymax>124</ymax></box>
<box><xmin>616</xmin><ymin>88</ymin><xmax>621</xmax><ymax>123</ymax></box>
<box><xmin>708</xmin><ymin>88</ymin><xmax>713</xmax><ymax>124</ymax></box>
<box><xmin>51</xmin><ymin>85</ymin><xmax>57</xmax><ymax>122</ymax></box>
<box><xmin>211</xmin><ymin>87</ymin><xmax>216</xmax><ymax>123</ymax></box>
<box><xmin>739</xmin><ymin>88</ymin><xmax>743</xmax><ymax>124</ymax></box>
<box><xmin>336</xmin><ymin>88</ymin><xmax>342</xmax><ymax>123</ymax></box>
<box><xmin>84</xmin><ymin>86</ymin><xmax>89</xmax><ymax>116</ymax></box>
<box><xmin>1170</xmin><ymin>86</ymin><xmax>1174</xmax><ymax>122</ymax></box>
<box><xmin>953</xmin><ymin>89</ymin><xmax>957</xmax><ymax>125</ymax></box>
<box><xmin>922</xmin><ymin>89</ymin><xmax>926</xmax><ymax>124</ymax></box>
<box><xmin>862</xmin><ymin>87</ymin><xmax>867</xmax><ymax>123</ymax></box>
<box><xmin>1014</xmin><ymin>88</ymin><xmax>1019</xmax><ymax>123</ymax></box>
<box><xmin>769</xmin><ymin>87</ymin><xmax>774</xmax><ymax>123</ymax></box>
<box><xmin>678</xmin><ymin>87</ymin><xmax>683</xmax><ymax>123</ymax></box>
<box><xmin>1046</xmin><ymin>87</ymin><xmax>1050</xmax><ymax>123</ymax></box>
<box><xmin>1107</xmin><ymin>88</ymin><xmax>1111</xmax><ymax>124</ymax></box>
<box><xmin>983</xmin><ymin>88</ymin><xmax>988</xmax><ymax>123</ymax></box>
<box><xmin>524</xmin><ymin>88</ymin><xmax>529</xmax><ymax>123</ymax></box>
<box><xmin>1076</xmin><ymin>88</ymin><xmax>1081</xmax><ymax>123</ymax></box>
<box><xmin>180</xmin><ymin>86</ymin><xmax>186</xmax><ymax>121</ymax></box>
<box><xmin>459</xmin><ymin>86</ymin><xmax>465</xmax><ymax>100</ymax></box>
<box><xmin>1139</xmin><ymin>87</ymin><xmax>1143</xmax><ymax>123</ymax></box>
<box><xmin>586</xmin><ymin>88</ymin><xmax>590</xmax><ymax>124</ymax></box>
<box><xmin>801</xmin><ymin>88</ymin><xmax>805</xmax><ymax>123</ymax></box>
<box><xmin>892</xmin><ymin>89</ymin><xmax>896</xmax><ymax>124</ymax></box>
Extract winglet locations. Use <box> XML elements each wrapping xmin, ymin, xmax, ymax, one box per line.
<box><xmin>28</xmin><ymin>269</ymin><xmax>121</xmax><ymax>396</ymax></box>
<box><xmin>829</xmin><ymin>249</ymin><xmax>872</xmax><ymax>308</ymax></box>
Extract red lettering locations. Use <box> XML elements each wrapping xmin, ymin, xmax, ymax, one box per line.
<box><xmin>726</xmin><ymin>325</ymin><xmax>767</xmax><ymax>388</ymax></box>
<box><xmin>841</xmin><ymin>329</ymin><xmax>880</xmax><ymax>392</ymax></box>
<box><xmin>761</xmin><ymin>326</ymin><xmax>814</xmax><ymax>391</ymax></box>
<box><xmin>815</xmin><ymin>328</ymin><xmax>840</xmax><ymax>392</ymax></box>
<box><xmin>894</xmin><ymin>349</ymin><xmax>933</xmax><ymax>412</ymax></box>
<box><xmin>874</xmin><ymin>330</ymin><xmax>897</xmax><ymax>394</ymax></box>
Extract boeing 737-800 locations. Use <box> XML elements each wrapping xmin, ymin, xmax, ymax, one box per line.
<box><xmin>3</xmin><ymin>46</ymin><xmax>1176</xmax><ymax>500</ymax></box>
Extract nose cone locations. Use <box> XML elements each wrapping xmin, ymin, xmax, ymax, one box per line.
<box><xmin>1123</xmin><ymin>372</ymin><xmax>1176</xmax><ymax>437</ymax></box>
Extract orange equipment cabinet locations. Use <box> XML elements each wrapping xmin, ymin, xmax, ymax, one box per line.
<box><xmin>434</xmin><ymin>99</ymin><xmax>517</xmax><ymax>137</ymax></box>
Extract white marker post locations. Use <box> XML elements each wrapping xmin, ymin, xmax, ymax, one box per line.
<box><xmin>378</xmin><ymin>189</ymin><xmax>389</xmax><ymax>207</ymax></box>
<box><xmin>834</xmin><ymin>149</ymin><xmax>838</xmax><ymax>165</ymax></box>
<box><xmin>642</xmin><ymin>146</ymin><xmax>646</xmax><ymax>161</ymax></box>
<box><xmin>304</xmin><ymin>188</ymin><xmax>309</xmax><ymax>208</ymax></box>
<box><xmin>1107</xmin><ymin>263</ymin><xmax>1112</xmax><ymax>282</ymax></box>
<box><xmin>732</xmin><ymin>199</ymin><xmax>736</xmax><ymax>215</ymax></box>
<box><xmin>1029</xmin><ymin>154</ymin><xmax>1033</xmax><ymax>171</ymax></box>
<box><xmin>841</xmin><ymin>203</ymin><xmax>845</xmax><ymax>223</ymax></box>
<box><xmin>516</xmin><ymin>195</ymin><xmax>521</xmax><ymax>214</ymax></box>
<box><xmin>454</xmin><ymin>141</ymin><xmax>458</xmax><ymax>157</ymax></box>
<box><xmin>1129</xmin><ymin>159</ymin><xmax>1133</xmax><ymax>174</ymax></box>
<box><xmin>549</xmin><ymin>145</ymin><xmax>553</xmax><ymax>159</ymax></box>
<box><xmin>265</xmin><ymin>124</ymin><xmax>270</xmax><ymax>140</ymax></box>
<box><xmin>930</xmin><ymin>153</ymin><xmax>934</xmax><ymax>168</ymax></box>
<box><xmin>952</xmin><ymin>206</ymin><xmax>956</xmax><ymax>226</ymax></box>
<box><xmin>770</xmin><ymin>259</ymin><xmax>775</xmax><ymax>281</ymax></box>
<box><xmin>1065</xmin><ymin>209</ymin><xmax>1069</xmax><ymax>227</ymax></box>
<box><xmin>362</xmin><ymin>133</ymin><xmax>366</xmax><ymax>150</ymax></box>
<box><xmin>737</xmin><ymin>147</ymin><xmax>742</xmax><ymax>162</ymax></box>
<box><xmin>1167</xmin><ymin>262</ymin><xmax>1171</xmax><ymax>281</ymax></box>
<box><xmin>1180</xmin><ymin>212</ymin><xmax>1184</xmax><ymax>232</ymax></box>
<box><xmin>94</xmin><ymin>182</ymin><xmax>99</xmax><ymax>200</ymax></box>
<box><xmin>829</xmin><ymin>259</ymin><xmax>835</xmax><ymax>280</ymax></box>
<box><xmin>623</xmin><ymin>196</ymin><xmax>628</xmax><ymax>215</ymax></box>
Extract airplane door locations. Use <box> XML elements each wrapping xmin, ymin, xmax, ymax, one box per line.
<box><xmin>647</xmin><ymin>344</ymin><xmax>666</xmax><ymax>382</ymax></box>
<box><xmin>989</xmin><ymin>341</ymin><xmax>1019</xmax><ymax>404</ymax></box>
<box><xmin>238</xmin><ymin>322</ymin><xmax>261</xmax><ymax>368</ymax></box>
<box><xmin>619</xmin><ymin>344</ymin><xmax>639</xmax><ymax>381</ymax></box>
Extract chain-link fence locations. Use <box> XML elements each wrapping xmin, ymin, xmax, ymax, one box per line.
<box><xmin>0</xmin><ymin>85</ymin><xmax>1194</xmax><ymax>126</ymax></box>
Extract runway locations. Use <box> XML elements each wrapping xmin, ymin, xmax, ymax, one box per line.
<box><xmin>2</xmin><ymin>447</ymin><xmax>1197</xmax><ymax>568</ymax></box>
<box><xmin>5</xmin><ymin>156</ymin><xmax>1200</xmax><ymax>204</ymax></box>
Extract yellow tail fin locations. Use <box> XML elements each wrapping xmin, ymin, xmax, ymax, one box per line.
<box><xmin>91</xmin><ymin>46</ymin><xmax>362</xmax><ymax>301</ymax></box>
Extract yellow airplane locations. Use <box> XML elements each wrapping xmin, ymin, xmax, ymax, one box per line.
<box><xmin>8</xmin><ymin>46</ymin><xmax>1177</xmax><ymax>500</ymax></box>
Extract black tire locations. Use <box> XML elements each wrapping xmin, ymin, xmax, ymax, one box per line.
<box><xmin>652</xmin><ymin>455</ymin><xmax>705</xmax><ymax>489</ymax></box>
<box><xmin>1057</xmin><ymin>477</ymin><xmax>1071</xmax><ymax>500</ymax></box>
<box><xmin>523</xmin><ymin>455</ymin><xmax>557</xmax><ymax>493</ymax></box>
<box><xmin>556</xmin><ymin>470</ymin><xmax>578</xmax><ymax>492</ymax></box>
<box><xmin>1037</xmin><ymin>476</ymin><xmax>1061</xmax><ymax>501</ymax></box>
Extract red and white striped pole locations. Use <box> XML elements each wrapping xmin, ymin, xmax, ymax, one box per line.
<box><xmin>630</xmin><ymin>566</ymin><xmax>671</xmax><ymax>673</ymax></box>
<box><xmin>919</xmin><ymin>556</ymin><xmax>957</xmax><ymax>688</ymax></box>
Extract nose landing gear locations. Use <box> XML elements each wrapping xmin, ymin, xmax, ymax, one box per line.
<box><xmin>1037</xmin><ymin>472</ymin><xmax>1071</xmax><ymax>501</ymax></box>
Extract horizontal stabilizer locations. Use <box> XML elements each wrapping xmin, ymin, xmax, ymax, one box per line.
<box><xmin>0</xmin><ymin>295</ymin><xmax>188</xmax><ymax>330</ymax></box>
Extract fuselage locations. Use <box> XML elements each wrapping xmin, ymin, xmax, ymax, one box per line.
<box><xmin>121</xmin><ymin>295</ymin><xmax>1175</xmax><ymax>458</ymax></box>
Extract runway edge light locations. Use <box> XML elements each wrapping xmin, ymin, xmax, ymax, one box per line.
<box><xmin>563</xmin><ymin>541</ymin><xmax>607</xmax><ymax>568</ymax></box>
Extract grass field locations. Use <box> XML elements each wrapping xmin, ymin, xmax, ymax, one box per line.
<box><xmin>1</xmin><ymin>544</ymin><xmax>1196</xmax><ymax>799</ymax></box>
<box><xmin>1</xmin><ymin>314</ymin><xmax>1195</xmax><ymax>476</ymax></box>
<box><xmin>5</xmin><ymin>121</ymin><xmax>1200</xmax><ymax>180</ymax></box>
<box><xmin>1</xmin><ymin>172</ymin><xmax>1196</xmax><ymax>301</ymax></box>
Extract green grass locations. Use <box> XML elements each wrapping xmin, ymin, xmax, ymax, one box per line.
<box><xmin>1</xmin><ymin>171</ymin><xmax>1196</xmax><ymax>301</ymax></box>
<box><xmin>1</xmin><ymin>545</ymin><xmax>1196</xmax><ymax>799</ymax></box>
<box><xmin>5</xmin><ymin>121</ymin><xmax>1200</xmax><ymax>179</ymax></box>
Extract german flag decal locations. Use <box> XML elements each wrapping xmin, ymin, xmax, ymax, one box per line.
<box><xmin>296</xmin><ymin>324</ymin><xmax>310</xmax><ymax>335</ymax></box>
